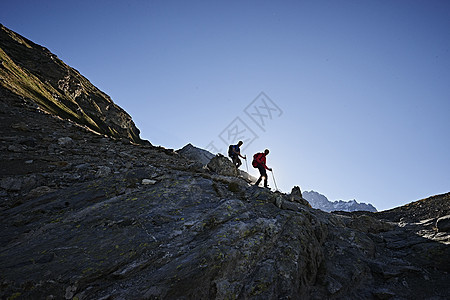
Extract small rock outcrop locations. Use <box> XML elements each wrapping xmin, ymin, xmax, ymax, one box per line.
<box><xmin>289</xmin><ymin>186</ymin><xmax>311</xmax><ymax>207</ymax></box>
<box><xmin>177</xmin><ymin>143</ymin><xmax>215</xmax><ymax>166</ymax></box>
<box><xmin>207</xmin><ymin>154</ymin><xmax>238</xmax><ymax>177</ymax></box>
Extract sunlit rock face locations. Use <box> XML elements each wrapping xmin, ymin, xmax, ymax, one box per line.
<box><xmin>1</xmin><ymin>24</ymin><xmax>449</xmax><ymax>299</ymax></box>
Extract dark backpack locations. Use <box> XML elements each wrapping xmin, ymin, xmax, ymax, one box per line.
<box><xmin>252</xmin><ymin>153</ymin><xmax>263</xmax><ymax>168</ymax></box>
<box><xmin>228</xmin><ymin>145</ymin><xmax>235</xmax><ymax>158</ymax></box>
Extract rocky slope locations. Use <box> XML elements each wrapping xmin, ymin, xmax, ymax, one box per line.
<box><xmin>1</xmin><ymin>25</ymin><xmax>449</xmax><ymax>299</ymax></box>
<box><xmin>303</xmin><ymin>190</ymin><xmax>377</xmax><ymax>212</ymax></box>
<box><xmin>0</xmin><ymin>24</ymin><xmax>145</xmax><ymax>145</ymax></box>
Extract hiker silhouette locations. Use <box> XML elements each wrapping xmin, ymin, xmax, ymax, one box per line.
<box><xmin>228</xmin><ymin>141</ymin><xmax>246</xmax><ymax>169</ymax></box>
<box><xmin>252</xmin><ymin>149</ymin><xmax>272</xmax><ymax>188</ymax></box>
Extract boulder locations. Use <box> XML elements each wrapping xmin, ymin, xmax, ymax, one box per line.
<box><xmin>436</xmin><ymin>215</ymin><xmax>450</xmax><ymax>232</ymax></box>
<box><xmin>290</xmin><ymin>186</ymin><xmax>311</xmax><ymax>207</ymax></box>
<box><xmin>239</xmin><ymin>169</ymin><xmax>257</xmax><ymax>183</ymax></box>
<box><xmin>207</xmin><ymin>154</ymin><xmax>238</xmax><ymax>177</ymax></box>
<box><xmin>177</xmin><ymin>143</ymin><xmax>215</xmax><ymax>166</ymax></box>
<box><xmin>291</xmin><ymin>185</ymin><xmax>303</xmax><ymax>198</ymax></box>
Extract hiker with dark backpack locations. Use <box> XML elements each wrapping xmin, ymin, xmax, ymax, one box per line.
<box><xmin>228</xmin><ymin>141</ymin><xmax>246</xmax><ymax>169</ymax></box>
<box><xmin>252</xmin><ymin>149</ymin><xmax>272</xmax><ymax>188</ymax></box>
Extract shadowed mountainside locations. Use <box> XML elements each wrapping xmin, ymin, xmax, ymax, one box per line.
<box><xmin>1</xmin><ymin>25</ymin><xmax>449</xmax><ymax>300</ymax></box>
<box><xmin>0</xmin><ymin>24</ymin><xmax>146</xmax><ymax>145</ymax></box>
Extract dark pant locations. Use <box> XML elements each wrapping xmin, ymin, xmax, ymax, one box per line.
<box><xmin>232</xmin><ymin>156</ymin><xmax>242</xmax><ymax>168</ymax></box>
<box><xmin>255</xmin><ymin>164</ymin><xmax>268</xmax><ymax>187</ymax></box>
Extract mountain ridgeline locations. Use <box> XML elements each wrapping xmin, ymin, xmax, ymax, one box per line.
<box><xmin>303</xmin><ymin>190</ymin><xmax>377</xmax><ymax>213</ymax></box>
<box><xmin>1</xmin><ymin>25</ymin><xmax>449</xmax><ymax>299</ymax></box>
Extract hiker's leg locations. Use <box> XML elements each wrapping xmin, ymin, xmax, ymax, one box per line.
<box><xmin>255</xmin><ymin>164</ymin><xmax>265</xmax><ymax>186</ymax></box>
<box><xmin>262</xmin><ymin>169</ymin><xmax>268</xmax><ymax>187</ymax></box>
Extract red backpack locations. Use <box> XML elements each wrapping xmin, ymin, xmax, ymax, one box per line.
<box><xmin>252</xmin><ymin>153</ymin><xmax>264</xmax><ymax>168</ymax></box>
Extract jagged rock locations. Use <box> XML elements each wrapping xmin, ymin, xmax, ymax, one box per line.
<box><xmin>177</xmin><ymin>143</ymin><xmax>215</xmax><ymax>166</ymax></box>
<box><xmin>207</xmin><ymin>154</ymin><xmax>238</xmax><ymax>177</ymax></box>
<box><xmin>291</xmin><ymin>185</ymin><xmax>302</xmax><ymax>198</ymax></box>
<box><xmin>436</xmin><ymin>215</ymin><xmax>450</xmax><ymax>232</ymax></box>
<box><xmin>289</xmin><ymin>186</ymin><xmax>311</xmax><ymax>207</ymax></box>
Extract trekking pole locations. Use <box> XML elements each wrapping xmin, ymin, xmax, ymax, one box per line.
<box><xmin>271</xmin><ymin>170</ymin><xmax>278</xmax><ymax>191</ymax></box>
<box><xmin>245</xmin><ymin>156</ymin><xmax>249</xmax><ymax>173</ymax></box>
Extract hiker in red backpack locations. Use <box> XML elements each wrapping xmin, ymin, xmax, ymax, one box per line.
<box><xmin>252</xmin><ymin>149</ymin><xmax>272</xmax><ymax>188</ymax></box>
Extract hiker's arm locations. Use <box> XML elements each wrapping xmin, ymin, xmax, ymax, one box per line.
<box><xmin>262</xmin><ymin>159</ymin><xmax>271</xmax><ymax>170</ymax></box>
<box><xmin>234</xmin><ymin>149</ymin><xmax>245</xmax><ymax>159</ymax></box>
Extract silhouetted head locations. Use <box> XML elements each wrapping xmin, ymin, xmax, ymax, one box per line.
<box><xmin>264</xmin><ymin>149</ymin><xmax>270</xmax><ymax>155</ymax></box>
<box><xmin>238</xmin><ymin>141</ymin><xmax>243</xmax><ymax>146</ymax></box>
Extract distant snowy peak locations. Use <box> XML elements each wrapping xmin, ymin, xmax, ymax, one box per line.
<box><xmin>302</xmin><ymin>190</ymin><xmax>377</xmax><ymax>212</ymax></box>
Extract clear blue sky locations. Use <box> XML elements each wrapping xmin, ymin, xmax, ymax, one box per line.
<box><xmin>2</xmin><ymin>0</ymin><xmax>449</xmax><ymax>211</ymax></box>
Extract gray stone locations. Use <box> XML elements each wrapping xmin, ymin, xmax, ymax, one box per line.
<box><xmin>177</xmin><ymin>143</ymin><xmax>215</xmax><ymax>166</ymax></box>
<box><xmin>142</xmin><ymin>179</ymin><xmax>156</xmax><ymax>185</ymax></box>
<box><xmin>96</xmin><ymin>166</ymin><xmax>111</xmax><ymax>178</ymax></box>
<box><xmin>207</xmin><ymin>154</ymin><xmax>238</xmax><ymax>177</ymax></box>
<box><xmin>58</xmin><ymin>137</ymin><xmax>73</xmax><ymax>146</ymax></box>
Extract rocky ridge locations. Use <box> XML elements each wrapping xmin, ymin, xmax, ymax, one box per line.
<box><xmin>0</xmin><ymin>24</ymin><xmax>145</xmax><ymax>145</ymax></box>
<box><xmin>303</xmin><ymin>190</ymin><xmax>378</xmax><ymax>213</ymax></box>
<box><xmin>1</xmin><ymin>25</ymin><xmax>449</xmax><ymax>299</ymax></box>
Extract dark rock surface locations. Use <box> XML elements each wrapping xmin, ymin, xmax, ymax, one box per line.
<box><xmin>1</xmin><ymin>24</ymin><xmax>449</xmax><ymax>300</ymax></box>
